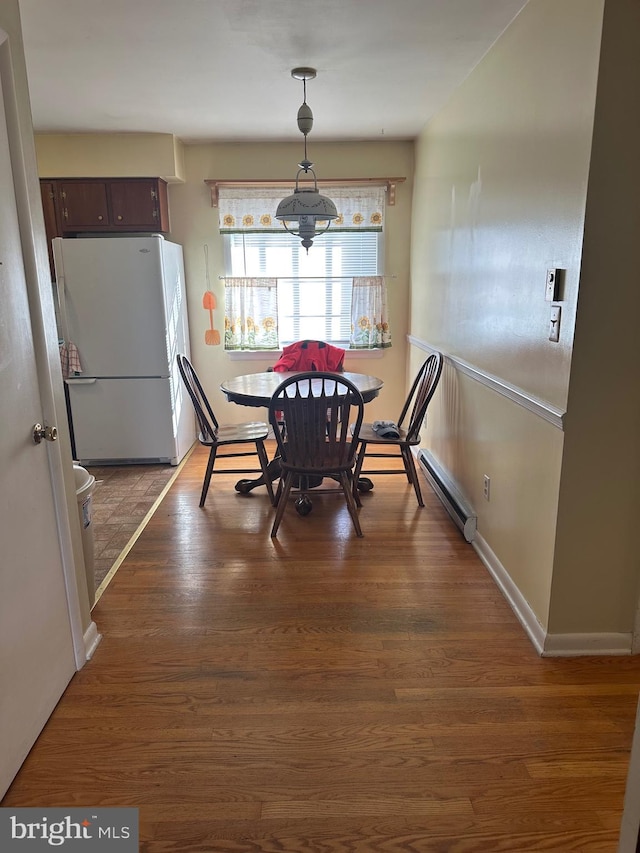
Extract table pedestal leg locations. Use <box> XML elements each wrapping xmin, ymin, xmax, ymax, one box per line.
<box><xmin>234</xmin><ymin>458</ymin><xmax>282</xmax><ymax>494</ymax></box>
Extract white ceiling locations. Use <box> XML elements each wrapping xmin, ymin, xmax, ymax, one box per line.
<box><xmin>18</xmin><ymin>0</ymin><xmax>528</xmax><ymax>143</ymax></box>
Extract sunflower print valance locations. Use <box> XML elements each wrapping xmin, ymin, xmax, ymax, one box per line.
<box><xmin>218</xmin><ymin>186</ymin><xmax>385</xmax><ymax>234</ymax></box>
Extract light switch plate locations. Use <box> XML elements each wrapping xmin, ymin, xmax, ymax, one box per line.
<box><xmin>545</xmin><ymin>268</ymin><xmax>559</xmax><ymax>302</ymax></box>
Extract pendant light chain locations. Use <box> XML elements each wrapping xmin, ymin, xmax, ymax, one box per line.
<box><xmin>303</xmin><ymin>77</ymin><xmax>308</xmax><ymax>163</ymax></box>
<box><xmin>275</xmin><ymin>67</ymin><xmax>338</xmax><ymax>251</ymax></box>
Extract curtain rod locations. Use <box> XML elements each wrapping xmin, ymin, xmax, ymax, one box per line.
<box><xmin>205</xmin><ymin>177</ymin><xmax>406</xmax><ymax>207</ymax></box>
<box><xmin>219</xmin><ymin>274</ymin><xmax>396</xmax><ymax>281</ymax></box>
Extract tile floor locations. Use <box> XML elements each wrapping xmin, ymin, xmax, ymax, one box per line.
<box><xmin>86</xmin><ymin>463</ymin><xmax>178</xmax><ymax>592</ymax></box>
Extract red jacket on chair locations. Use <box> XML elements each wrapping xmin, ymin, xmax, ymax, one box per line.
<box><xmin>273</xmin><ymin>340</ymin><xmax>345</xmax><ymax>373</ymax></box>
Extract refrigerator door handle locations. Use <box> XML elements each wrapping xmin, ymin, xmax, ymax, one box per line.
<box><xmin>65</xmin><ymin>378</ymin><xmax>97</xmax><ymax>385</ymax></box>
<box><xmin>52</xmin><ymin>239</ymin><xmax>70</xmax><ymax>343</ymax></box>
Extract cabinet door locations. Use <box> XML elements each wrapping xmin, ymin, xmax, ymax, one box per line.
<box><xmin>109</xmin><ymin>179</ymin><xmax>169</xmax><ymax>231</ymax></box>
<box><xmin>39</xmin><ymin>180</ymin><xmax>61</xmax><ymax>279</ymax></box>
<box><xmin>59</xmin><ymin>180</ymin><xmax>109</xmax><ymax>229</ymax></box>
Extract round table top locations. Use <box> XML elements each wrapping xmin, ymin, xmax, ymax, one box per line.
<box><xmin>221</xmin><ymin>371</ymin><xmax>384</xmax><ymax>407</ymax></box>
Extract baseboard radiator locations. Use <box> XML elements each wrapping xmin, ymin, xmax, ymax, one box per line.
<box><xmin>418</xmin><ymin>449</ymin><xmax>477</xmax><ymax>543</ymax></box>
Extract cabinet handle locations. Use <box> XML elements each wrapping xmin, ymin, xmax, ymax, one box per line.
<box><xmin>117</xmin><ymin>215</ymin><xmax>123</xmax><ymax>221</ymax></box>
<box><xmin>97</xmin><ymin>215</ymin><xmax>103</xmax><ymax>221</ymax></box>
<box><xmin>152</xmin><ymin>209</ymin><xmax>158</xmax><ymax>219</ymax></box>
<box><xmin>62</xmin><ymin>208</ymin><xmax>68</xmax><ymax>221</ymax></box>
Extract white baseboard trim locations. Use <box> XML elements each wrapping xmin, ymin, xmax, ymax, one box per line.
<box><xmin>473</xmin><ymin>532</ymin><xmax>633</xmax><ymax>656</ymax></box>
<box><xmin>83</xmin><ymin>621</ymin><xmax>102</xmax><ymax>662</ymax></box>
<box><xmin>473</xmin><ymin>532</ymin><xmax>546</xmax><ymax>655</ymax></box>
<box><xmin>542</xmin><ymin>631</ymin><xmax>632</xmax><ymax>657</ymax></box>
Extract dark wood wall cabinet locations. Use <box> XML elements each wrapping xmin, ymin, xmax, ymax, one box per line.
<box><xmin>40</xmin><ymin>177</ymin><xmax>170</xmax><ymax>278</ymax></box>
<box><xmin>44</xmin><ymin>177</ymin><xmax>169</xmax><ymax>233</ymax></box>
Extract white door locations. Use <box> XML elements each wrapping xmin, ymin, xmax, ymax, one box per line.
<box><xmin>0</xmin><ymin>35</ymin><xmax>77</xmax><ymax>797</ymax></box>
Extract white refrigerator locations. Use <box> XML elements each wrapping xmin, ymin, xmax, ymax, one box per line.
<box><xmin>53</xmin><ymin>235</ymin><xmax>195</xmax><ymax>465</ymax></box>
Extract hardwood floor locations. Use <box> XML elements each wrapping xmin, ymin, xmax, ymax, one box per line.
<box><xmin>3</xmin><ymin>443</ymin><xmax>639</xmax><ymax>851</ymax></box>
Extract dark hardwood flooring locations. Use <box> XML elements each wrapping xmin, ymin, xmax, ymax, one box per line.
<box><xmin>3</xmin><ymin>443</ymin><xmax>639</xmax><ymax>852</ymax></box>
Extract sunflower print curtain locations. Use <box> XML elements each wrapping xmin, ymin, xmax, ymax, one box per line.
<box><xmin>224</xmin><ymin>278</ymin><xmax>279</xmax><ymax>350</ymax></box>
<box><xmin>350</xmin><ymin>276</ymin><xmax>392</xmax><ymax>349</ymax></box>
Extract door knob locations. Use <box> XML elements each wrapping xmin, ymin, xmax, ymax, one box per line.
<box><xmin>33</xmin><ymin>423</ymin><xmax>58</xmax><ymax>444</ymax></box>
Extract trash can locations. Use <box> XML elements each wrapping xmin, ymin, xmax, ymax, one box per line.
<box><xmin>73</xmin><ymin>464</ymin><xmax>96</xmax><ymax>607</ymax></box>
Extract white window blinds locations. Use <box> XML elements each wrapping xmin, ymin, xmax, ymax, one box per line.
<box><xmin>224</xmin><ymin>230</ymin><xmax>381</xmax><ymax>345</ymax></box>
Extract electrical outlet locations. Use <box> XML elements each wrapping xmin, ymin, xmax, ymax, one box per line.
<box><xmin>549</xmin><ymin>304</ymin><xmax>561</xmax><ymax>342</ymax></box>
<box><xmin>483</xmin><ymin>475</ymin><xmax>490</xmax><ymax>501</ymax></box>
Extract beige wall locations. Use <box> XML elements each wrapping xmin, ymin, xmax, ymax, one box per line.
<box><xmin>35</xmin><ymin>132</ymin><xmax>185</xmax><ymax>181</ymax></box>
<box><xmin>411</xmin><ymin>0</ymin><xmax>640</xmax><ymax>640</ymax></box>
<box><xmin>419</xmin><ymin>354</ymin><xmax>563</xmax><ymax>626</ymax></box>
<box><xmin>548</xmin><ymin>0</ymin><xmax>640</xmax><ymax>635</ymax></box>
<box><xmin>411</xmin><ymin>0</ymin><xmax>603</xmax><ymax>408</ymax></box>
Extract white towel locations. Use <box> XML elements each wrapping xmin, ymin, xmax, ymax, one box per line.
<box><xmin>59</xmin><ymin>342</ymin><xmax>82</xmax><ymax>379</ymax></box>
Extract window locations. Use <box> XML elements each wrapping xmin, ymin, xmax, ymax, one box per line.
<box><xmin>219</xmin><ymin>184</ymin><xmax>386</xmax><ymax>349</ymax></box>
<box><xmin>224</xmin><ymin>230</ymin><xmax>382</xmax><ymax>346</ymax></box>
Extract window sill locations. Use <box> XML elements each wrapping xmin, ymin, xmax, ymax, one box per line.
<box><xmin>226</xmin><ymin>348</ymin><xmax>385</xmax><ymax>361</ymax></box>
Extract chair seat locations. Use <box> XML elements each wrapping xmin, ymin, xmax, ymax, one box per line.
<box><xmin>210</xmin><ymin>421</ymin><xmax>269</xmax><ymax>446</ymax></box>
<box><xmin>357</xmin><ymin>422</ymin><xmax>418</xmax><ymax>445</ymax></box>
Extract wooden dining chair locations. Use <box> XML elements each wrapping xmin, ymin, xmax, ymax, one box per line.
<box><xmin>353</xmin><ymin>351</ymin><xmax>443</xmax><ymax>506</ymax></box>
<box><xmin>270</xmin><ymin>340</ymin><xmax>346</xmax><ymax>439</ymax></box>
<box><xmin>268</xmin><ymin>372</ymin><xmax>365</xmax><ymax>537</ymax></box>
<box><xmin>177</xmin><ymin>354</ymin><xmax>275</xmax><ymax>507</ymax></box>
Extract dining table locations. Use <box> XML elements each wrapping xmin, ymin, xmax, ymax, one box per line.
<box><xmin>220</xmin><ymin>370</ymin><xmax>384</xmax><ymax>496</ymax></box>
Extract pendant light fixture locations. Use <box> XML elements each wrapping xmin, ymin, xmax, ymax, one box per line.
<box><xmin>275</xmin><ymin>67</ymin><xmax>338</xmax><ymax>252</ymax></box>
